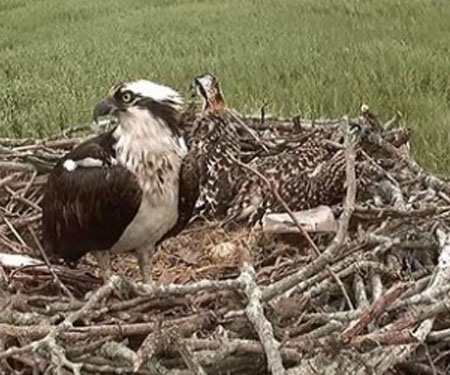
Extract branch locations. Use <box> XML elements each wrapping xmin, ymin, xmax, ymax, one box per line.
<box><xmin>0</xmin><ymin>276</ymin><xmax>121</xmax><ymax>361</ymax></box>
<box><xmin>240</xmin><ymin>262</ymin><xmax>286</xmax><ymax>375</ymax></box>
<box><xmin>341</xmin><ymin>282</ymin><xmax>410</xmax><ymax>341</ymax></box>
<box><xmin>0</xmin><ymin>313</ymin><xmax>212</xmax><ymax>342</ymax></box>
<box><xmin>172</xmin><ymin>336</ymin><xmax>208</xmax><ymax>375</ymax></box>
<box><xmin>28</xmin><ymin>225</ymin><xmax>74</xmax><ymax>300</ymax></box>
<box><xmin>371</xmin><ymin>228</ymin><xmax>450</xmax><ymax>373</ymax></box>
<box><xmin>129</xmin><ymin>274</ymin><xmax>245</xmax><ymax>297</ymax></box>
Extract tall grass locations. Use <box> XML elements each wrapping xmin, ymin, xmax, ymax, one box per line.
<box><xmin>1</xmin><ymin>0</ymin><xmax>450</xmax><ymax>171</ymax></box>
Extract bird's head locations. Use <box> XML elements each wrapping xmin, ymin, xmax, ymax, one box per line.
<box><xmin>93</xmin><ymin>79</ymin><xmax>184</xmax><ymax>139</ymax></box>
<box><xmin>191</xmin><ymin>73</ymin><xmax>225</xmax><ymax>113</ymax></box>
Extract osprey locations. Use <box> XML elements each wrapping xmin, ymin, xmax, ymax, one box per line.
<box><xmin>225</xmin><ymin>137</ymin><xmax>336</xmax><ymax>224</ymax></box>
<box><xmin>42</xmin><ymin>79</ymin><xmax>187</xmax><ymax>282</ymax></box>
<box><xmin>188</xmin><ymin>73</ymin><xmax>242</xmax><ymax>219</ymax></box>
<box><xmin>226</xmin><ymin>141</ymin><xmax>374</xmax><ymax>225</ymax></box>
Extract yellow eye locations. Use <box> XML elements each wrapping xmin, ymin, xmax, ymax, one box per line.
<box><xmin>121</xmin><ymin>92</ymin><xmax>133</xmax><ymax>103</ymax></box>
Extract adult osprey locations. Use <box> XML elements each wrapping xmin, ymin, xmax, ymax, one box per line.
<box><xmin>42</xmin><ymin>79</ymin><xmax>189</xmax><ymax>282</ymax></box>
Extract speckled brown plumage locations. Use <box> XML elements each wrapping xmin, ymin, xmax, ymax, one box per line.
<box><xmin>188</xmin><ymin>74</ymin><xmax>242</xmax><ymax>219</ymax></box>
<box><xmin>226</xmin><ymin>138</ymin><xmax>337</xmax><ymax>223</ymax></box>
<box><xmin>226</xmin><ymin>140</ymin><xmax>374</xmax><ymax>225</ymax></box>
<box><xmin>267</xmin><ymin>150</ymin><xmax>373</xmax><ymax>213</ymax></box>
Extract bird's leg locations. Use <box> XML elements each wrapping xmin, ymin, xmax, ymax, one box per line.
<box><xmin>136</xmin><ymin>247</ymin><xmax>154</xmax><ymax>284</ymax></box>
<box><xmin>93</xmin><ymin>250</ymin><xmax>112</xmax><ymax>282</ymax></box>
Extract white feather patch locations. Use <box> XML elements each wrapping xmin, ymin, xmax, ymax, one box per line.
<box><xmin>63</xmin><ymin>157</ymin><xmax>105</xmax><ymax>172</ymax></box>
<box><xmin>63</xmin><ymin>159</ymin><xmax>77</xmax><ymax>171</ymax></box>
<box><xmin>75</xmin><ymin>157</ymin><xmax>104</xmax><ymax>168</ymax></box>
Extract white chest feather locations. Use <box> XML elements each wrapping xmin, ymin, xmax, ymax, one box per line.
<box><xmin>110</xmin><ymin>108</ymin><xmax>185</xmax><ymax>253</ymax></box>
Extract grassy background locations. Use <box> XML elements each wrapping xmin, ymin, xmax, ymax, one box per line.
<box><xmin>1</xmin><ymin>0</ymin><xmax>450</xmax><ymax>171</ymax></box>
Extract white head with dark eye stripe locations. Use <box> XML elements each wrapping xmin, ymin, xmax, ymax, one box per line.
<box><xmin>94</xmin><ymin>79</ymin><xmax>185</xmax><ymax>157</ymax></box>
<box><xmin>113</xmin><ymin>80</ymin><xmax>184</xmax><ymax>112</ymax></box>
<box><xmin>93</xmin><ymin>79</ymin><xmax>184</xmax><ymax>136</ymax></box>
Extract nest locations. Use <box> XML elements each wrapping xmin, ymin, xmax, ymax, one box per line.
<box><xmin>1</xmin><ymin>107</ymin><xmax>450</xmax><ymax>375</ymax></box>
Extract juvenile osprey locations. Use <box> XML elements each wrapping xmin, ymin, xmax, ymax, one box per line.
<box><xmin>226</xmin><ymin>143</ymin><xmax>373</xmax><ymax>225</ymax></box>
<box><xmin>42</xmin><ymin>79</ymin><xmax>187</xmax><ymax>282</ymax></box>
<box><xmin>225</xmin><ymin>138</ymin><xmax>336</xmax><ymax>224</ymax></box>
<box><xmin>188</xmin><ymin>73</ymin><xmax>241</xmax><ymax>219</ymax></box>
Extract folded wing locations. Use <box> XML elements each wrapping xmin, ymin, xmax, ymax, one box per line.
<box><xmin>42</xmin><ymin>132</ymin><xmax>142</xmax><ymax>262</ymax></box>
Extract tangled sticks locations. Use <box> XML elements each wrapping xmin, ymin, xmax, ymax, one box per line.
<box><xmin>1</xmin><ymin>108</ymin><xmax>450</xmax><ymax>374</ymax></box>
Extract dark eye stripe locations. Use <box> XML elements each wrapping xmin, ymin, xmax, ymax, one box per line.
<box><xmin>110</xmin><ymin>83</ymin><xmax>125</xmax><ymax>97</ymax></box>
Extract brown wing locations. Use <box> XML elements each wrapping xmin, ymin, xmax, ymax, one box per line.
<box><xmin>41</xmin><ymin>132</ymin><xmax>142</xmax><ymax>263</ymax></box>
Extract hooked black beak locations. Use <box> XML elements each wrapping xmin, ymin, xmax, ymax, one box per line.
<box><xmin>93</xmin><ymin>96</ymin><xmax>118</xmax><ymax>124</ymax></box>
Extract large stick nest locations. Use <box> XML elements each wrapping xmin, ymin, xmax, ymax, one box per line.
<box><xmin>1</xmin><ymin>106</ymin><xmax>450</xmax><ymax>375</ymax></box>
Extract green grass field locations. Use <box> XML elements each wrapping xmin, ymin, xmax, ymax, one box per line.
<box><xmin>1</xmin><ymin>0</ymin><xmax>450</xmax><ymax>171</ymax></box>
